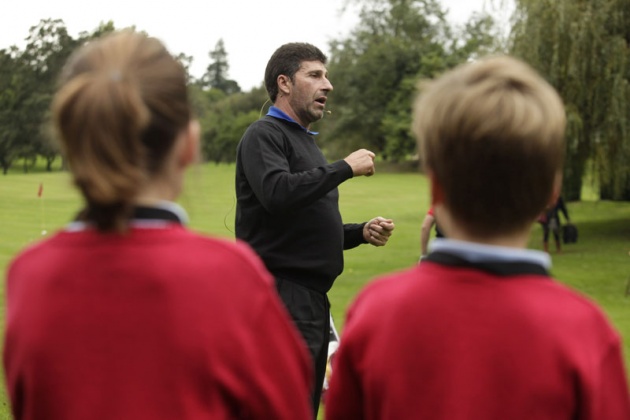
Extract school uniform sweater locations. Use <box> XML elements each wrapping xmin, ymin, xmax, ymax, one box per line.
<box><xmin>325</xmin><ymin>241</ymin><xmax>630</xmax><ymax>420</ymax></box>
<box><xmin>4</xmin><ymin>206</ymin><xmax>312</xmax><ymax>420</ymax></box>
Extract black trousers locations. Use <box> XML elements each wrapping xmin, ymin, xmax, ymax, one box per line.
<box><xmin>275</xmin><ymin>278</ymin><xmax>330</xmax><ymax>419</ymax></box>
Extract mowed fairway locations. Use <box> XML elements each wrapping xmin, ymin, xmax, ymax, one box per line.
<box><xmin>0</xmin><ymin>162</ymin><xmax>629</xmax><ymax>419</ymax></box>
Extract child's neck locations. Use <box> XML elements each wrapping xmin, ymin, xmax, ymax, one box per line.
<box><xmin>445</xmin><ymin>230</ymin><xmax>531</xmax><ymax>249</ymax></box>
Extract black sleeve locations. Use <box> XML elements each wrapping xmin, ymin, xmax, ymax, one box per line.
<box><xmin>343</xmin><ymin>223</ymin><xmax>368</xmax><ymax>250</ymax></box>
<box><xmin>239</xmin><ymin>122</ymin><xmax>353</xmax><ymax>214</ymax></box>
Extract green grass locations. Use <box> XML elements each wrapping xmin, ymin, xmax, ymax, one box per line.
<box><xmin>1</xmin><ymin>163</ymin><xmax>629</xmax><ymax>419</ymax></box>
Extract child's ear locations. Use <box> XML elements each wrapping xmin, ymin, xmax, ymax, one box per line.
<box><xmin>180</xmin><ymin>120</ymin><xmax>200</xmax><ymax>167</ymax></box>
<box><xmin>547</xmin><ymin>172</ymin><xmax>563</xmax><ymax>207</ymax></box>
<box><xmin>429</xmin><ymin>171</ymin><xmax>445</xmax><ymax>206</ymax></box>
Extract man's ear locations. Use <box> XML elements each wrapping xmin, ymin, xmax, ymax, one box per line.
<box><xmin>179</xmin><ymin>120</ymin><xmax>200</xmax><ymax>167</ymax></box>
<box><xmin>278</xmin><ymin>75</ymin><xmax>291</xmax><ymax>95</ymax></box>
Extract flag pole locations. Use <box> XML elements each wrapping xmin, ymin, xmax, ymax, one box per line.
<box><xmin>38</xmin><ymin>182</ymin><xmax>47</xmax><ymax>236</ymax></box>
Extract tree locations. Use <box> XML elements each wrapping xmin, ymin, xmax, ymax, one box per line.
<box><xmin>0</xmin><ymin>48</ymin><xmax>21</xmax><ymax>174</ymax></box>
<box><xmin>510</xmin><ymin>0</ymin><xmax>630</xmax><ymax>200</ymax></box>
<box><xmin>0</xmin><ymin>41</ymin><xmax>51</xmax><ymax>174</ymax></box>
<box><xmin>201</xmin><ymin>39</ymin><xmax>241</xmax><ymax>95</ymax></box>
<box><xmin>24</xmin><ymin>19</ymin><xmax>84</xmax><ymax>172</ymax></box>
<box><xmin>199</xmin><ymin>86</ymin><xmax>267</xmax><ymax>164</ymax></box>
<box><xmin>322</xmin><ymin>0</ymin><xmax>498</xmax><ymax>161</ymax></box>
<box><xmin>0</xmin><ymin>20</ymin><xmax>118</xmax><ymax>174</ymax></box>
<box><xmin>175</xmin><ymin>52</ymin><xmax>195</xmax><ymax>84</ymax></box>
<box><xmin>0</xmin><ymin>19</ymin><xmax>80</xmax><ymax>173</ymax></box>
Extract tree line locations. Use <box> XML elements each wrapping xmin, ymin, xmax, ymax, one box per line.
<box><xmin>1</xmin><ymin>0</ymin><xmax>628</xmax><ymax>201</ymax></box>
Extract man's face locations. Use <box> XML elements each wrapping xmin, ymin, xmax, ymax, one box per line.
<box><xmin>287</xmin><ymin>60</ymin><xmax>333</xmax><ymax>127</ymax></box>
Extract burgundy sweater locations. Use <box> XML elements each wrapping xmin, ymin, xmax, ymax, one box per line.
<box><xmin>326</xmin><ymin>257</ymin><xmax>630</xmax><ymax>420</ymax></box>
<box><xmin>4</xmin><ymin>223</ymin><xmax>312</xmax><ymax>420</ymax></box>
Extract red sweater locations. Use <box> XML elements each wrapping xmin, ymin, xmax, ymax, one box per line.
<box><xmin>326</xmin><ymin>260</ymin><xmax>630</xmax><ymax>420</ymax></box>
<box><xmin>4</xmin><ymin>224</ymin><xmax>312</xmax><ymax>420</ymax></box>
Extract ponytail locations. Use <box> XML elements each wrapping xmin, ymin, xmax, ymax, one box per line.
<box><xmin>53</xmin><ymin>70</ymin><xmax>150</xmax><ymax>232</ymax></box>
<box><xmin>52</xmin><ymin>30</ymin><xmax>191</xmax><ymax>233</ymax></box>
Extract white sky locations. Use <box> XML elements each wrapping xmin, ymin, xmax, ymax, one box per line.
<box><xmin>1</xmin><ymin>0</ymin><xmax>495</xmax><ymax>91</ymax></box>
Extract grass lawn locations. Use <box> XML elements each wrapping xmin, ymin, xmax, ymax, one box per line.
<box><xmin>1</xmin><ymin>162</ymin><xmax>629</xmax><ymax>419</ymax></box>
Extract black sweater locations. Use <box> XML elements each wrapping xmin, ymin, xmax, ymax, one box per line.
<box><xmin>235</xmin><ymin>116</ymin><xmax>366</xmax><ymax>293</ymax></box>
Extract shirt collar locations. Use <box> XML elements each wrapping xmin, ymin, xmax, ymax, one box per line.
<box><xmin>429</xmin><ymin>238</ymin><xmax>551</xmax><ymax>270</ymax></box>
<box><xmin>66</xmin><ymin>201</ymin><xmax>189</xmax><ymax>231</ymax></box>
<box><xmin>267</xmin><ymin>106</ymin><xmax>319</xmax><ymax>135</ymax></box>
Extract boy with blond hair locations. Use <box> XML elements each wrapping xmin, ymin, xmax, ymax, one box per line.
<box><xmin>325</xmin><ymin>56</ymin><xmax>630</xmax><ymax>420</ymax></box>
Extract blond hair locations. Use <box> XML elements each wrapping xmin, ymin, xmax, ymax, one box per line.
<box><xmin>412</xmin><ymin>56</ymin><xmax>566</xmax><ymax>237</ymax></box>
<box><xmin>52</xmin><ymin>30</ymin><xmax>191</xmax><ymax>232</ymax></box>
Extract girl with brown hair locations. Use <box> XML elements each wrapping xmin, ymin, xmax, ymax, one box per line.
<box><xmin>3</xmin><ymin>30</ymin><xmax>311</xmax><ymax>420</ymax></box>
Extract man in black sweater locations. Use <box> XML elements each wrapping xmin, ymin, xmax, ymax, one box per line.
<box><xmin>235</xmin><ymin>42</ymin><xmax>394</xmax><ymax>418</ymax></box>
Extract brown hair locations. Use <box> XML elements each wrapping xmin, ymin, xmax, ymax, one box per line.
<box><xmin>52</xmin><ymin>30</ymin><xmax>191</xmax><ymax>232</ymax></box>
<box><xmin>264</xmin><ymin>42</ymin><xmax>327</xmax><ymax>103</ymax></box>
<box><xmin>412</xmin><ymin>55</ymin><xmax>566</xmax><ymax>238</ymax></box>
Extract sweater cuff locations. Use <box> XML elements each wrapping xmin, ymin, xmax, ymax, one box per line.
<box><xmin>331</xmin><ymin>159</ymin><xmax>354</xmax><ymax>179</ymax></box>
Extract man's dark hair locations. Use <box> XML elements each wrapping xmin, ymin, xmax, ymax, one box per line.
<box><xmin>264</xmin><ymin>42</ymin><xmax>327</xmax><ymax>102</ymax></box>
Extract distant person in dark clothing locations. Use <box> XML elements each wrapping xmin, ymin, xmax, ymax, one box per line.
<box><xmin>234</xmin><ymin>42</ymin><xmax>395</xmax><ymax>418</ymax></box>
<box><xmin>538</xmin><ymin>196</ymin><xmax>570</xmax><ymax>253</ymax></box>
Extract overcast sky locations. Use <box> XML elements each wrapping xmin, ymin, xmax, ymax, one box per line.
<box><xmin>2</xmin><ymin>0</ymin><xmax>496</xmax><ymax>91</ymax></box>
